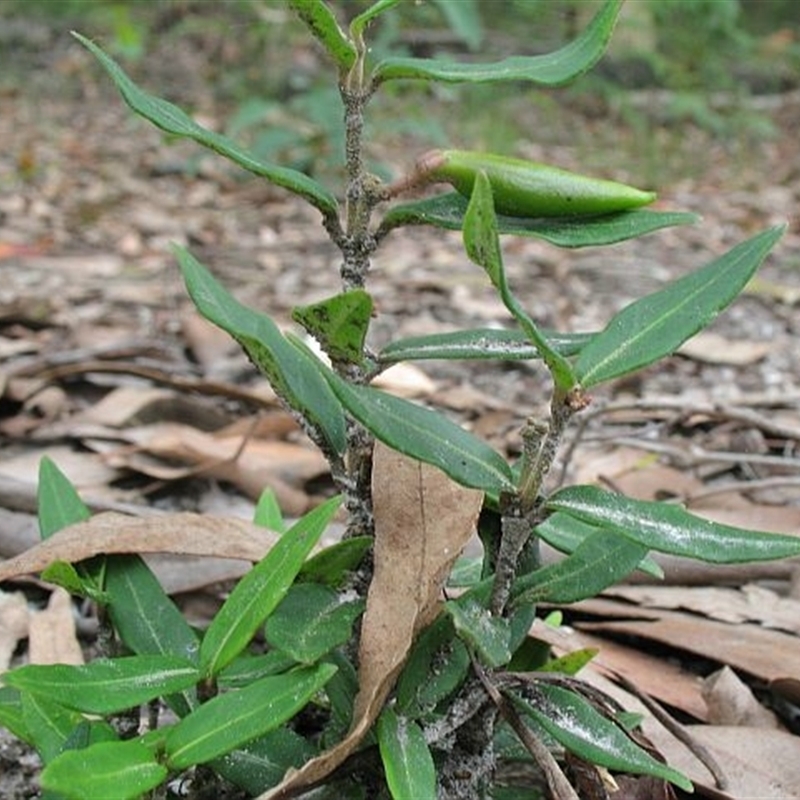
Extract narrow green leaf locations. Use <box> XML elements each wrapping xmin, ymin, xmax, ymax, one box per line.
<box><xmin>288</xmin><ymin>0</ymin><xmax>357</xmax><ymax>72</ymax></box>
<box><xmin>3</xmin><ymin>656</ymin><xmax>200</xmax><ymax>715</ymax></box>
<box><xmin>177</xmin><ymin>246</ymin><xmax>346</xmax><ymax>454</ymax></box>
<box><xmin>72</xmin><ymin>33</ymin><xmax>338</xmax><ymax>217</ymax></box>
<box><xmin>373</xmin><ymin>0</ymin><xmax>622</xmax><ymax>84</ymax></box>
<box><xmin>547</xmin><ymin>484</ymin><xmax>800</xmax><ymax>563</ymax></box>
<box><xmin>351</xmin><ymin>0</ymin><xmax>402</xmax><ymax>39</ymax></box>
<box><xmin>324</xmin><ymin>370</ymin><xmax>514</xmax><ymax>493</ymax></box>
<box><xmin>217</xmin><ymin>652</ymin><xmax>298</xmax><ymax>689</ymax></box>
<box><xmin>105</xmin><ymin>555</ymin><xmax>199</xmax><ymax>716</ymax></box>
<box><xmin>20</xmin><ymin>693</ymin><xmax>83</xmax><ymax>764</ymax></box>
<box><xmin>0</xmin><ymin>687</ymin><xmax>29</xmax><ymax>743</ymax></box>
<box><xmin>538</xmin><ymin>648</ymin><xmax>598</xmax><ymax>676</ymax></box>
<box><xmin>447</xmin><ymin>555</ymin><xmax>483</xmax><ymax>588</ymax></box>
<box><xmin>446</xmin><ymin>599</ymin><xmax>512</xmax><ymax>668</ymax></box>
<box><xmin>377</xmin><ymin>707</ymin><xmax>437</xmax><ymax>800</ymax></box>
<box><xmin>292</xmin><ymin>289</ymin><xmax>373</xmax><ymax>364</ymax></box>
<box><xmin>535</xmin><ymin>511</ymin><xmax>663</xmax><ymax>580</ymax></box>
<box><xmin>200</xmin><ymin>496</ymin><xmax>341</xmax><ymax>677</ymax></box>
<box><xmin>298</xmin><ymin>536</ymin><xmax>372</xmax><ymax>587</ymax></box>
<box><xmin>463</xmin><ymin>170</ymin><xmax>575</xmax><ymax>391</ymax></box>
<box><xmin>396</xmin><ymin>615</ymin><xmax>470</xmax><ymax>717</ymax></box>
<box><xmin>254</xmin><ymin>487</ymin><xmax>287</xmax><ymax>533</ymax></box>
<box><xmin>322</xmin><ymin>650</ymin><xmax>359</xmax><ymax>744</ymax></box>
<box><xmin>41</xmin><ymin>738</ymin><xmax>167</xmax><ymax>800</ymax></box>
<box><xmin>513</xmin><ymin>527</ymin><xmax>648</xmax><ymax>606</ymax></box>
<box><xmin>511</xmin><ymin>683</ymin><xmax>692</xmax><ymax>791</ymax></box>
<box><xmin>165</xmin><ymin>663</ymin><xmax>337</xmax><ymax>769</ymax></box>
<box><xmin>379</xmin><ymin>328</ymin><xmax>593</xmax><ymax>364</ymax></box>
<box><xmin>211</xmin><ymin>727</ymin><xmax>316</xmax><ymax>795</ymax></box>
<box><xmin>37</xmin><ymin>457</ymin><xmax>90</xmax><ymax>539</ymax></box>
<box><xmin>576</xmin><ymin>226</ymin><xmax>785</xmax><ymax>387</ymax></box>
<box><xmin>265</xmin><ymin>583</ymin><xmax>364</xmax><ymax>664</ymax></box>
<box><xmin>40</xmin><ymin>560</ymin><xmax>108</xmax><ymax>603</ymax></box>
<box><xmin>379</xmin><ymin>192</ymin><xmax>697</xmax><ymax>247</ymax></box>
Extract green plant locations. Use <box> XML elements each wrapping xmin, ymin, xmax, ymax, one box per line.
<box><xmin>0</xmin><ymin>1</ymin><xmax>795</xmax><ymax>798</ymax></box>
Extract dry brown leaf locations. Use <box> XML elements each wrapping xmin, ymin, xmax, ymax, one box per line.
<box><xmin>657</xmin><ymin>725</ymin><xmax>800</xmax><ymax>799</ymax></box>
<box><xmin>0</xmin><ymin>590</ymin><xmax>29</xmax><ymax>672</ymax></box>
<box><xmin>105</xmin><ymin>423</ymin><xmax>329</xmax><ymax>513</ymax></box>
<box><xmin>0</xmin><ymin>511</ymin><xmax>280</xmax><ymax>583</ymax></box>
<box><xmin>605</xmin><ymin>583</ymin><xmax>800</xmax><ymax>634</ymax></box>
<box><xmin>702</xmin><ymin>666</ymin><xmax>780</xmax><ymax>729</ymax></box>
<box><xmin>261</xmin><ymin>442</ymin><xmax>483</xmax><ymax>800</ymax></box>
<box><xmin>678</xmin><ymin>331</ymin><xmax>771</xmax><ymax>365</ymax></box>
<box><xmin>573</xmin><ymin>597</ymin><xmax>800</xmax><ymax>683</ymax></box>
<box><xmin>181</xmin><ymin>309</ymin><xmax>241</xmax><ymax>370</ymax></box>
<box><xmin>372</xmin><ymin>362</ymin><xmax>436</xmax><ymax>397</ymax></box>
<box><xmin>0</xmin><ymin>445</ymin><xmax>120</xmax><ymax>491</ymax></box>
<box><xmin>28</xmin><ymin>587</ymin><xmax>84</xmax><ymax>666</ymax></box>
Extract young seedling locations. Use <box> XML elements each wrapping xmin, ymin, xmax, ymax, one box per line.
<box><xmin>0</xmin><ymin>2</ymin><xmax>793</xmax><ymax>798</ymax></box>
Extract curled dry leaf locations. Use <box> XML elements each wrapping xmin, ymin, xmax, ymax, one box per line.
<box><xmin>0</xmin><ymin>511</ymin><xmax>280</xmax><ymax>584</ymax></box>
<box><xmin>261</xmin><ymin>441</ymin><xmax>483</xmax><ymax>800</ymax></box>
<box><xmin>28</xmin><ymin>587</ymin><xmax>84</xmax><ymax>666</ymax></box>
<box><xmin>0</xmin><ymin>590</ymin><xmax>29</xmax><ymax>671</ymax></box>
<box><xmin>702</xmin><ymin>666</ymin><xmax>781</xmax><ymax>729</ymax></box>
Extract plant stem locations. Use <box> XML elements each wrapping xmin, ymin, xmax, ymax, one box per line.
<box><xmin>336</xmin><ymin>79</ymin><xmax>380</xmax><ymax>540</ymax></box>
<box><xmin>491</xmin><ymin>390</ymin><xmax>585</xmax><ymax>615</ymax></box>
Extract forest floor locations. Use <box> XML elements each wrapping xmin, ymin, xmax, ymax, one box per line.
<box><xmin>2</xmin><ymin>10</ymin><xmax>800</xmax><ymax>799</ymax></box>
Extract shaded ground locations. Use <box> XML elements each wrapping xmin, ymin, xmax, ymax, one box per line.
<box><xmin>2</xmin><ymin>12</ymin><xmax>800</xmax><ymax>799</ymax></box>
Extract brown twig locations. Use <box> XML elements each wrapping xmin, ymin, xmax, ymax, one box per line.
<box><xmin>472</xmin><ymin>660</ymin><xmax>580</xmax><ymax>800</ymax></box>
<box><xmin>616</xmin><ymin>673</ymin><xmax>728</xmax><ymax>791</ymax></box>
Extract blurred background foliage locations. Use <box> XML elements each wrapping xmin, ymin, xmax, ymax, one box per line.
<box><xmin>1</xmin><ymin>0</ymin><xmax>798</xmax><ymax>183</ymax></box>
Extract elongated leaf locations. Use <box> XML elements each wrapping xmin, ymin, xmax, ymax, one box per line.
<box><xmin>350</xmin><ymin>0</ymin><xmax>401</xmax><ymax>41</ymax></box>
<box><xmin>37</xmin><ymin>457</ymin><xmax>90</xmax><ymax>539</ymax></box>
<box><xmin>0</xmin><ymin>687</ymin><xmax>28</xmax><ymax>743</ymax></box>
<box><xmin>21</xmin><ymin>693</ymin><xmax>84</xmax><ymax>764</ymax></box>
<box><xmin>177</xmin><ymin>246</ymin><xmax>346</xmax><ymax>454</ymax></box>
<box><xmin>218</xmin><ymin>652</ymin><xmax>298</xmax><ymax>690</ymax></box>
<box><xmin>254</xmin><ymin>487</ymin><xmax>287</xmax><ymax>533</ymax></box>
<box><xmin>511</xmin><ymin>683</ymin><xmax>692</xmax><ymax>791</ymax></box>
<box><xmin>105</xmin><ymin>555</ymin><xmax>199</xmax><ymax>717</ymax></box>
<box><xmin>379</xmin><ymin>192</ymin><xmax>696</xmax><ymax>246</ymax></box>
<box><xmin>396</xmin><ymin>615</ymin><xmax>470</xmax><ymax>717</ymax></box>
<box><xmin>288</xmin><ymin>0</ymin><xmax>356</xmax><ymax>72</ymax></box>
<box><xmin>40</xmin><ymin>560</ymin><xmax>108</xmax><ymax>603</ymax></box>
<box><xmin>211</xmin><ymin>727</ymin><xmax>316</xmax><ymax>795</ymax></box>
<box><xmin>265</xmin><ymin>583</ymin><xmax>364</xmax><ymax>664</ymax></box>
<box><xmin>576</xmin><ymin>226</ymin><xmax>785</xmax><ymax>387</ymax></box>
<box><xmin>41</xmin><ymin>738</ymin><xmax>167</xmax><ymax>800</ymax></box>
<box><xmin>512</xmin><ymin>527</ymin><xmax>649</xmax><ymax>605</ymax></box>
<box><xmin>165</xmin><ymin>663</ymin><xmax>337</xmax><ymax>769</ymax></box>
<box><xmin>373</xmin><ymin>0</ymin><xmax>621</xmax><ymax>84</ymax></box>
<box><xmin>72</xmin><ymin>33</ymin><xmax>338</xmax><ymax>217</ymax></box>
<box><xmin>298</xmin><ymin>536</ymin><xmax>372</xmax><ymax>587</ymax></box>
<box><xmin>446</xmin><ymin>598</ymin><xmax>511</xmax><ymax>667</ymax></box>
<box><xmin>324</xmin><ymin>370</ymin><xmax>513</xmax><ymax>493</ymax></box>
<box><xmin>547</xmin><ymin>484</ymin><xmax>800</xmax><ymax>563</ymax></box>
<box><xmin>200</xmin><ymin>496</ymin><xmax>341</xmax><ymax>677</ymax></box>
<box><xmin>379</xmin><ymin>327</ymin><xmax>592</xmax><ymax>364</ymax></box>
<box><xmin>535</xmin><ymin>511</ymin><xmax>663</xmax><ymax>580</ymax></box>
<box><xmin>463</xmin><ymin>170</ymin><xmax>575</xmax><ymax>391</ymax></box>
<box><xmin>4</xmin><ymin>656</ymin><xmax>199</xmax><ymax>715</ymax></box>
<box><xmin>377</xmin><ymin>707</ymin><xmax>437</xmax><ymax>800</ymax></box>
<box><xmin>350</xmin><ymin>0</ymin><xmax>402</xmax><ymax>40</ymax></box>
